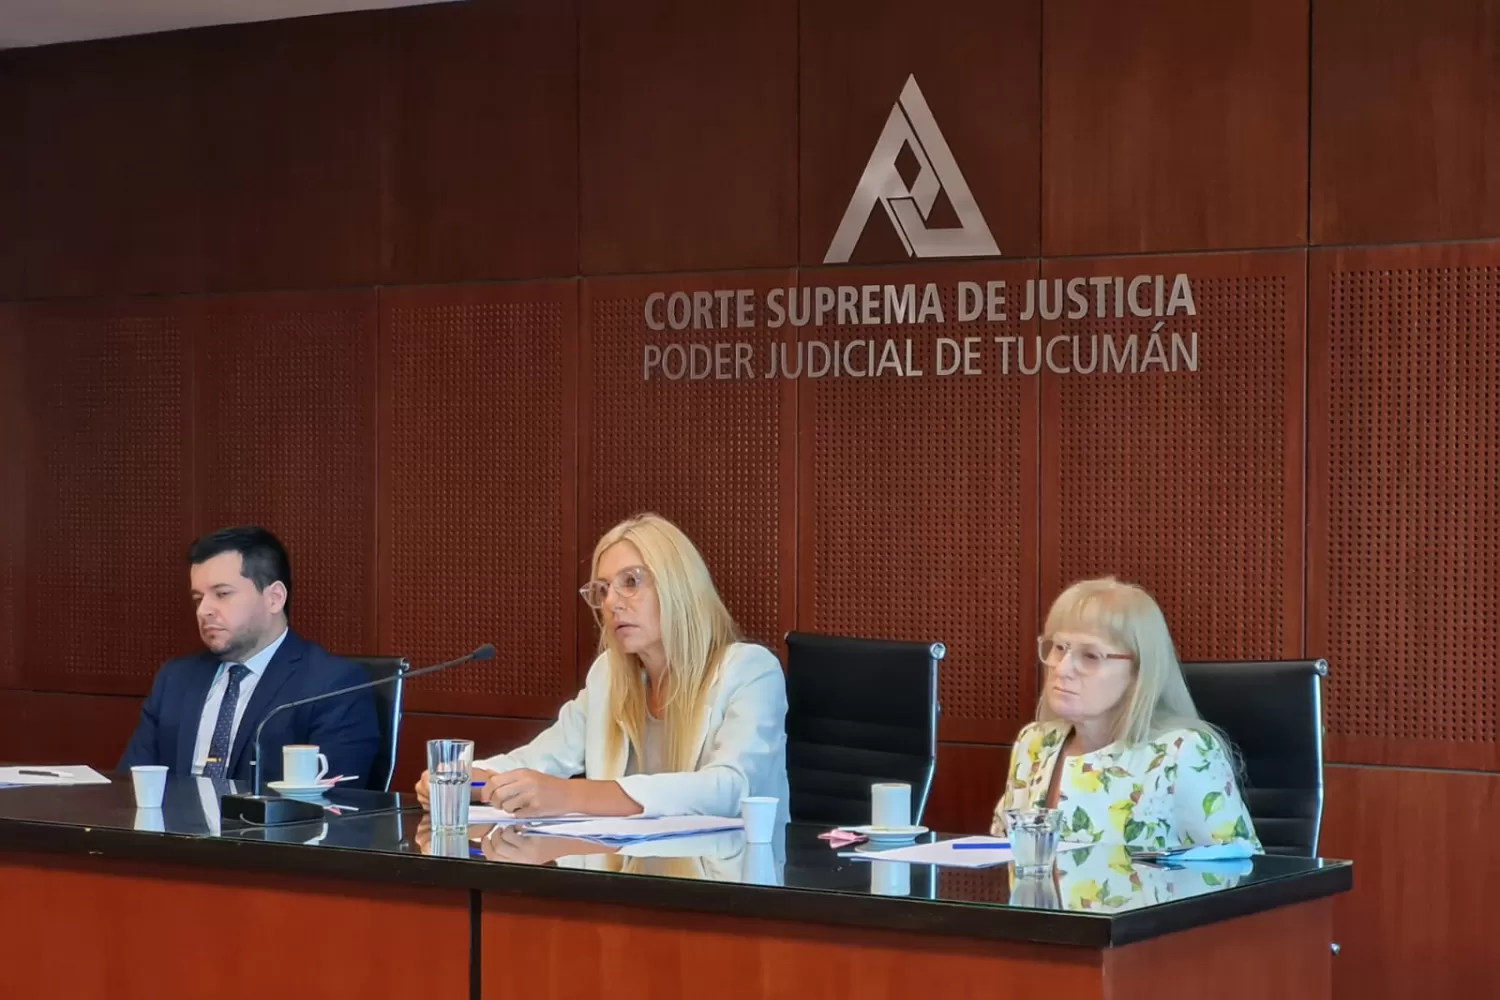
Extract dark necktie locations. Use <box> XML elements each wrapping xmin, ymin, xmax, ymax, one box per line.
<box><xmin>202</xmin><ymin>663</ymin><xmax>251</xmax><ymax>780</ymax></box>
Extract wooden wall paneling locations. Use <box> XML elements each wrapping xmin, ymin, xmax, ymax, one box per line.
<box><xmin>798</xmin><ymin>0</ymin><xmax>1040</xmax><ymax>264</ymax></box>
<box><xmin>1320</xmin><ymin>766</ymin><xmax>1500</xmax><ymax>1000</ymax></box>
<box><xmin>380</xmin><ymin>0</ymin><xmax>579</xmax><ymax>284</ymax></box>
<box><xmin>1312</xmin><ymin>0</ymin><xmax>1500</xmax><ymax>245</ymax></box>
<box><xmin>378</xmin><ymin>281</ymin><xmax>578</xmax><ymax>717</ymax></box>
<box><xmin>579</xmin><ymin>272</ymin><xmax>798</xmax><ymax>667</ymax></box>
<box><xmin>0</xmin><ymin>54</ymin><xmax>21</xmax><ymax>300</ymax></box>
<box><xmin>925</xmin><ymin>742</ymin><xmax>1010</xmax><ymax>834</ymax></box>
<box><xmin>17</xmin><ymin>34</ymin><xmax>201</xmax><ymax>298</ymax></box>
<box><xmin>1038</xmin><ymin>251</ymin><xmax>1306</xmax><ymax>661</ymax></box>
<box><xmin>21</xmin><ymin>299</ymin><xmax>198</xmax><ymax>696</ymax></box>
<box><xmin>1041</xmin><ymin>0</ymin><xmax>1308</xmax><ymax>256</ymax></box>
<box><xmin>579</xmin><ymin>0</ymin><xmax>798</xmax><ymax>275</ymax></box>
<box><xmin>795</xmin><ymin>261</ymin><xmax>1039</xmax><ymax>744</ymax></box>
<box><xmin>0</xmin><ymin>307</ymin><xmax>21</xmax><ymax>689</ymax></box>
<box><xmin>191</xmin><ymin>290</ymin><xmax>379</xmax><ymax>658</ymax></box>
<box><xmin>391</xmin><ymin>712</ymin><xmax>553</xmax><ymax>791</ymax></box>
<box><xmin>193</xmin><ymin>13</ymin><xmax>382</xmax><ymax>293</ymax></box>
<box><xmin>0</xmin><ymin>691</ymin><xmax>143</xmax><ymax>769</ymax></box>
<box><xmin>1308</xmin><ymin>244</ymin><xmax>1500</xmax><ymax>770</ymax></box>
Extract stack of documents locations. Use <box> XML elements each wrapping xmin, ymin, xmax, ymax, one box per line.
<box><xmin>0</xmin><ymin>765</ymin><xmax>111</xmax><ymax>789</ymax></box>
<box><xmin>525</xmin><ymin>815</ymin><xmax>744</xmax><ymax>844</ymax></box>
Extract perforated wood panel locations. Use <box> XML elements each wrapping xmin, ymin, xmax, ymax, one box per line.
<box><xmin>0</xmin><ymin>309</ymin><xmax>21</xmax><ymax>687</ymax></box>
<box><xmin>798</xmin><ymin>263</ymin><xmax>1038</xmax><ymax>743</ymax></box>
<box><xmin>194</xmin><ymin>291</ymin><xmax>378</xmax><ymax>658</ymax></box>
<box><xmin>22</xmin><ymin>301</ymin><xmax>195</xmax><ymax>695</ymax></box>
<box><xmin>1040</xmin><ymin>252</ymin><xmax>1304</xmax><ymax>663</ymax></box>
<box><xmin>937</xmin><ymin>868</ymin><xmax>1014</xmax><ymax>904</ymax></box>
<box><xmin>1309</xmin><ymin>245</ymin><xmax>1500</xmax><ymax>769</ymax></box>
<box><xmin>379</xmin><ymin>283</ymin><xmax>577</xmax><ymax>716</ymax></box>
<box><xmin>580</xmin><ymin>274</ymin><xmax>796</xmax><ymax>664</ymax></box>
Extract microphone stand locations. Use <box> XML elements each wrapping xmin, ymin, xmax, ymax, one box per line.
<box><xmin>221</xmin><ymin>645</ymin><xmax>495</xmax><ymax>827</ymax></box>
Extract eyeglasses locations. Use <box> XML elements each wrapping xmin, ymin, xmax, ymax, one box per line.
<box><xmin>579</xmin><ymin>566</ymin><xmax>653</xmax><ymax>610</ymax></box>
<box><xmin>1038</xmin><ymin>636</ymin><xmax>1133</xmax><ymax>673</ymax></box>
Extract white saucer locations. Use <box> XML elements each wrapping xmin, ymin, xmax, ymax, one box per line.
<box><xmin>851</xmin><ymin>824</ymin><xmax>928</xmax><ymax>845</ymax></box>
<box><xmin>267</xmin><ymin>780</ymin><xmax>331</xmax><ymax>798</ymax></box>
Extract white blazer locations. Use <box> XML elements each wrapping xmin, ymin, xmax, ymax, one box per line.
<box><xmin>474</xmin><ymin>642</ymin><xmax>790</xmax><ymax>821</ymax></box>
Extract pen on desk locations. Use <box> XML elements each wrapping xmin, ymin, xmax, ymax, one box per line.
<box><xmin>950</xmin><ymin>840</ymin><xmax>1010</xmax><ymax>850</ymax></box>
<box><xmin>18</xmin><ymin>769</ymin><xmax>68</xmax><ymax>778</ymax></box>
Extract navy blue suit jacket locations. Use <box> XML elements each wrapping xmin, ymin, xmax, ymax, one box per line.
<box><xmin>118</xmin><ymin>630</ymin><xmax>380</xmax><ymax>789</ymax></box>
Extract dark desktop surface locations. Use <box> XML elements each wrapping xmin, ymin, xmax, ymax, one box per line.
<box><xmin>0</xmin><ymin>775</ymin><xmax>1351</xmax><ymax>947</ymax></box>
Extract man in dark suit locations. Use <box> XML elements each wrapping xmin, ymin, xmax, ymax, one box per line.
<box><xmin>119</xmin><ymin>526</ymin><xmax>380</xmax><ymax>789</ymax></box>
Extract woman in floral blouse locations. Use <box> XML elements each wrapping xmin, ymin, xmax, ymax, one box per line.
<box><xmin>991</xmin><ymin>577</ymin><xmax>1262</xmax><ymax>853</ymax></box>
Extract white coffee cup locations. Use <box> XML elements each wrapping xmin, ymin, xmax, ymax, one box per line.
<box><xmin>871</xmin><ymin>781</ymin><xmax>912</xmax><ymax>830</ymax></box>
<box><xmin>740</xmin><ymin>796</ymin><xmax>779</xmax><ymax>844</ymax></box>
<box><xmin>130</xmin><ymin>765</ymin><xmax>168</xmax><ymax>809</ymax></box>
<box><xmin>282</xmin><ymin>745</ymin><xmax>329</xmax><ymax>786</ymax></box>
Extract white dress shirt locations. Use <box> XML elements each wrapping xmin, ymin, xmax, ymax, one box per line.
<box><xmin>475</xmin><ymin>642</ymin><xmax>789</xmax><ymax>821</ymax></box>
<box><xmin>191</xmin><ymin>627</ymin><xmax>289</xmax><ymax>776</ymax></box>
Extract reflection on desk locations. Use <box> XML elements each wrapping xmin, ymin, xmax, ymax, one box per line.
<box><xmin>999</xmin><ymin>843</ymin><xmax>1256</xmax><ymax>912</ymax></box>
<box><xmin>0</xmin><ymin>775</ymin><xmax>1351</xmax><ymax>947</ymax></box>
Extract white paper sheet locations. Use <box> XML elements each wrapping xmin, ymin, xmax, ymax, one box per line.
<box><xmin>0</xmin><ymin>765</ymin><xmax>111</xmax><ymax>787</ymax></box>
<box><xmin>851</xmin><ymin>835</ymin><xmax>1014</xmax><ymax>868</ymax></box>
<box><xmin>525</xmin><ymin>815</ymin><xmax>744</xmax><ymax>843</ymax></box>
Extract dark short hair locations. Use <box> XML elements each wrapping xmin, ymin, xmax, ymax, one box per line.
<box><xmin>187</xmin><ymin>526</ymin><xmax>292</xmax><ymax>618</ymax></box>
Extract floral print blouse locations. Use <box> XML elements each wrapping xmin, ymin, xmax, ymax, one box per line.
<box><xmin>990</xmin><ymin>722</ymin><xmax>1263</xmax><ymax>853</ymax></box>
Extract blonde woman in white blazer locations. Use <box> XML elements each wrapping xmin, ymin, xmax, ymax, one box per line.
<box><xmin>415</xmin><ymin>513</ymin><xmax>789</xmax><ymax>825</ymax></box>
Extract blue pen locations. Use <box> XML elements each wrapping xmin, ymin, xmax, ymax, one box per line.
<box><xmin>950</xmin><ymin>840</ymin><xmax>1009</xmax><ymax>850</ymax></box>
<box><xmin>471</xmin><ymin>781</ymin><xmax>487</xmax><ymax>787</ymax></box>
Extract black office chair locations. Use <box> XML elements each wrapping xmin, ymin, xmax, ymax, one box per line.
<box><xmin>1179</xmin><ymin>658</ymin><xmax>1327</xmax><ymax>857</ymax></box>
<box><xmin>783</xmin><ymin>631</ymin><xmax>943</xmax><ymax>827</ymax></box>
<box><xmin>341</xmin><ymin>656</ymin><xmax>409</xmax><ymax>793</ymax></box>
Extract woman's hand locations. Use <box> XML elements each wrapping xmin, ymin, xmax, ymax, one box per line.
<box><xmin>481</xmin><ymin>768</ymin><xmax>577</xmax><ymax>817</ymax></box>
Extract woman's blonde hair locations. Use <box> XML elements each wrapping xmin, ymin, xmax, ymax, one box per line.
<box><xmin>1037</xmin><ymin>576</ymin><xmax>1215</xmax><ymax>747</ymax></box>
<box><xmin>590</xmin><ymin>513</ymin><xmax>741</xmax><ymax>773</ymax></box>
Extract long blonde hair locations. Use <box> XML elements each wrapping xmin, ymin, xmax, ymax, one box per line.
<box><xmin>591</xmin><ymin>513</ymin><xmax>741</xmax><ymax>773</ymax></box>
<box><xmin>1037</xmin><ymin>577</ymin><xmax>1214</xmax><ymax>747</ymax></box>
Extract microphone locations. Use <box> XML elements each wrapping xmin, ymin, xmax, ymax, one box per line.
<box><xmin>220</xmin><ymin>644</ymin><xmax>495</xmax><ymax>827</ymax></box>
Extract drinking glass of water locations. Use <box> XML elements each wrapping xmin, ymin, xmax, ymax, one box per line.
<box><xmin>1005</xmin><ymin>807</ymin><xmax>1063</xmax><ymax>877</ymax></box>
<box><xmin>427</xmin><ymin>738</ymin><xmax>475</xmax><ymax>833</ymax></box>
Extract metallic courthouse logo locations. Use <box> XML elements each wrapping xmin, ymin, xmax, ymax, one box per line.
<box><xmin>824</xmin><ymin>75</ymin><xmax>1000</xmax><ymax>264</ymax></box>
